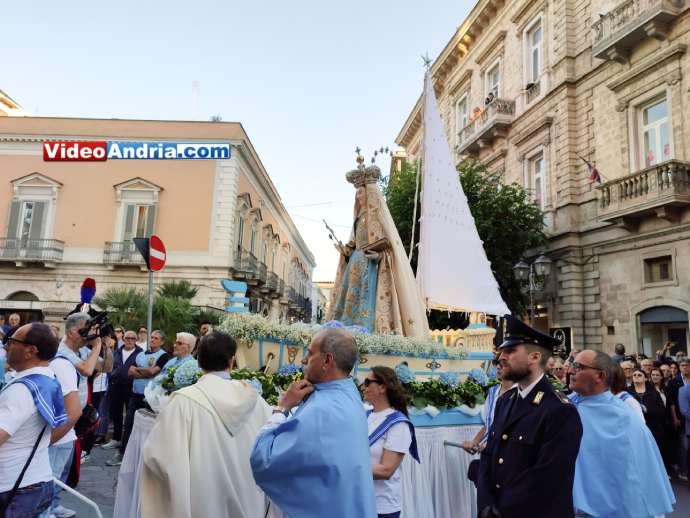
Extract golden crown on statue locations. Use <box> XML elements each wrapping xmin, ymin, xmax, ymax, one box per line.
<box><xmin>346</xmin><ymin>146</ymin><xmax>391</xmax><ymax>187</ymax></box>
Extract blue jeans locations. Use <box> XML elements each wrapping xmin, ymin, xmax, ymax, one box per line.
<box><xmin>0</xmin><ymin>480</ymin><xmax>52</xmax><ymax>518</ymax></box>
<box><xmin>46</xmin><ymin>441</ymin><xmax>74</xmax><ymax>513</ymax></box>
<box><xmin>378</xmin><ymin>513</ymin><xmax>401</xmax><ymax>518</ymax></box>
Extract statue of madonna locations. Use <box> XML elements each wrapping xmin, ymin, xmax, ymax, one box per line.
<box><xmin>327</xmin><ymin>158</ymin><xmax>429</xmax><ymax>338</ymax></box>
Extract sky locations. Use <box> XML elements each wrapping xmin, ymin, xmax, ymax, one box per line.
<box><xmin>2</xmin><ymin>1</ymin><xmax>473</xmax><ymax>281</ymax></box>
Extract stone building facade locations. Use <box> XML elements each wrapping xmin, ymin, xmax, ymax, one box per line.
<box><xmin>396</xmin><ymin>0</ymin><xmax>690</xmax><ymax>355</ymax></box>
<box><xmin>0</xmin><ymin>115</ymin><xmax>314</xmax><ymax>328</ymax></box>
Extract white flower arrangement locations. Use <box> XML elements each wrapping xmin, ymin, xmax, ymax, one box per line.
<box><xmin>220</xmin><ymin>313</ymin><xmax>467</xmax><ymax>359</ymax></box>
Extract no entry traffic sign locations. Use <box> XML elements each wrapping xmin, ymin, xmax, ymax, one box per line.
<box><xmin>149</xmin><ymin>235</ymin><xmax>167</xmax><ymax>271</ymax></box>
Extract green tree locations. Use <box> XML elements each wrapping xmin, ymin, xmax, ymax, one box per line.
<box><xmin>382</xmin><ymin>158</ymin><xmax>546</xmax><ymax>321</ymax></box>
<box><xmin>93</xmin><ymin>287</ymin><xmax>146</xmax><ymax>331</ymax></box>
<box><xmin>156</xmin><ymin>280</ymin><xmax>198</xmax><ymax>299</ymax></box>
<box><xmin>94</xmin><ymin>281</ymin><xmax>223</xmax><ymax>340</ymax></box>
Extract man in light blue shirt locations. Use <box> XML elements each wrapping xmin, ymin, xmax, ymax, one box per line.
<box><xmin>251</xmin><ymin>328</ymin><xmax>376</xmax><ymax>518</ymax></box>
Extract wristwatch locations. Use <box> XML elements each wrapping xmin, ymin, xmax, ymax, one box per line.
<box><xmin>272</xmin><ymin>406</ymin><xmax>289</xmax><ymax>417</ymax></box>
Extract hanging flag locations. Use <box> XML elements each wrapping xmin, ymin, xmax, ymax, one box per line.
<box><xmin>578</xmin><ymin>154</ymin><xmax>601</xmax><ymax>184</ymax></box>
<box><xmin>416</xmin><ymin>71</ymin><xmax>510</xmax><ymax>316</ymax></box>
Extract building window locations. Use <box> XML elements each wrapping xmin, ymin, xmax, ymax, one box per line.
<box><xmin>249</xmin><ymin>228</ymin><xmax>257</xmax><ymax>255</ymax></box>
<box><xmin>485</xmin><ymin>61</ymin><xmax>500</xmax><ymax>102</ymax></box>
<box><xmin>526</xmin><ymin>19</ymin><xmax>543</xmax><ymax>85</ymax></box>
<box><xmin>644</xmin><ymin>255</ymin><xmax>673</xmax><ymax>283</ymax></box>
<box><xmin>236</xmin><ymin>217</ymin><xmax>245</xmax><ymax>250</ymax></box>
<box><xmin>456</xmin><ymin>95</ymin><xmax>468</xmax><ymax>133</ymax></box>
<box><xmin>640</xmin><ymin>97</ymin><xmax>671</xmax><ymax>168</ymax></box>
<box><xmin>528</xmin><ymin>153</ymin><xmax>546</xmax><ymax>210</ymax></box>
<box><xmin>122</xmin><ymin>204</ymin><xmax>156</xmax><ymax>241</ymax></box>
<box><xmin>6</xmin><ymin>200</ymin><xmax>46</xmax><ymax>241</ymax></box>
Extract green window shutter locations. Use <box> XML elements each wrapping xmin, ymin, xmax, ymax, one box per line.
<box><xmin>29</xmin><ymin>201</ymin><xmax>46</xmax><ymax>240</ymax></box>
<box><xmin>123</xmin><ymin>205</ymin><xmax>136</xmax><ymax>242</ymax></box>
<box><xmin>6</xmin><ymin>200</ymin><xmax>21</xmax><ymax>238</ymax></box>
<box><xmin>145</xmin><ymin>205</ymin><xmax>157</xmax><ymax>237</ymax></box>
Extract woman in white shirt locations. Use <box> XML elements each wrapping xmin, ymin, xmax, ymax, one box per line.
<box><xmin>362</xmin><ymin>366</ymin><xmax>418</xmax><ymax>518</ymax></box>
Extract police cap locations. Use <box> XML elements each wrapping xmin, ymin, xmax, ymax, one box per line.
<box><xmin>498</xmin><ymin>315</ymin><xmax>560</xmax><ymax>350</ymax></box>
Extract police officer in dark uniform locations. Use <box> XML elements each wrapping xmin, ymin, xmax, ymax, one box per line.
<box><xmin>477</xmin><ymin>315</ymin><xmax>583</xmax><ymax>518</ymax></box>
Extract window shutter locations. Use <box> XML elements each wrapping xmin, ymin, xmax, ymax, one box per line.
<box><xmin>29</xmin><ymin>201</ymin><xmax>46</xmax><ymax>240</ymax></box>
<box><xmin>145</xmin><ymin>205</ymin><xmax>157</xmax><ymax>237</ymax></box>
<box><xmin>6</xmin><ymin>200</ymin><xmax>21</xmax><ymax>239</ymax></box>
<box><xmin>123</xmin><ymin>205</ymin><xmax>136</xmax><ymax>241</ymax></box>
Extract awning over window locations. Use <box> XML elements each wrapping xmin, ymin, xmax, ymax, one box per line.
<box><xmin>639</xmin><ymin>306</ymin><xmax>688</xmax><ymax>324</ymax></box>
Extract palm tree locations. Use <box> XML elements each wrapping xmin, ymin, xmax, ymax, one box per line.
<box><xmin>156</xmin><ymin>280</ymin><xmax>198</xmax><ymax>299</ymax></box>
<box><xmin>93</xmin><ymin>288</ymin><xmax>146</xmax><ymax>331</ymax></box>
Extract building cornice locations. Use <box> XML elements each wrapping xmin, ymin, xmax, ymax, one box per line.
<box><xmin>475</xmin><ymin>30</ymin><xmax>507</xmax><ymax>67</ymax></box>
<box><xmin>512</xmin><ymin>115</ymin><xmax>554</xmax><ymax>147</ymax></box>
<box><xmin>448</xmin><ymin>69</ymin><xmax>474</xmax><ymax>98</ymax></box>
<box><xmin>606</xmin><ymin>43</ymin><xmax>686</xmax><ymax>92</ymax></box>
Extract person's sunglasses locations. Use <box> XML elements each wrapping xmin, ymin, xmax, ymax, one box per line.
<box><xmin>6</xmin><ymin>336</ymin><xmax>32</xmax><ymax>347</ymax></box>
<box><xmin>363</xmin><ymin>378</ymin><xmax>382</xmax><ymax>387</ymax></box>
<box><xmin>571</xmin><ymin>361</ymin><xmax>603</xmax><ymax>372</ymax></box>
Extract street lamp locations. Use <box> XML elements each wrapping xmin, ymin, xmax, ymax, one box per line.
<box><xmin>513</xmin><ymin>254</ymin><xmax>552</xmax><ymax>326</ymax></box>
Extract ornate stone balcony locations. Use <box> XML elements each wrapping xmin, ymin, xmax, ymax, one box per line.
<box><xmin>103</xmin><ymin>241</ymin><xmax>144</xmax><ymax>266</ymax></box>
<box><xmin>0</xmin><ymin>238</ymin><xmax>64</xmax><ymax>267</ymax></box>
<box><xmin>597</xmin><ymin>159</ymin><xmax>690</xmax><ymax>226</ymax></box>
<box><xmin>592</xmin><ymin>0</ymin><xmax>685</xmax><ymax>63</ymax></box>
<box><xmin>457</xmin><ymin>99</ymin><xmax>515</xmax><ymax>156</ymax></box>
<box><xmin>232</xmin><ymin>249</ymin><xmax>265</xmax><ymax>285</ymax></box>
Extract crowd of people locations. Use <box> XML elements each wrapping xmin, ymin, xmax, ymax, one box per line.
<box><xmin>0</xmin><ymin>313</ymin><xmax>214</xmax><ymax>518</ymax></box>
<box><xmin>540</xmin><ymin>341</ymin><xmax>690</xmax><ymax>484</ymax></box>
<box><xmin>0</xmin><ymin>310</ymin><xmax>687</xmax><ymax>518</ymax></box>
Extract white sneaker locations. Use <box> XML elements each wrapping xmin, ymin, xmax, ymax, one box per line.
<box><xmin>80</xmin><ymin>453</ymin><xmax>91</xmax><ymax>464</ymax></box>
<box><xmin>53</xmin><ymin>505</ymin><xmax>76</xmax><ymax>518</ymax></box>
<box><xmin>101</xmin><ymin>439</ymin><xmax>121</xmax><ymax>450</ymax></box>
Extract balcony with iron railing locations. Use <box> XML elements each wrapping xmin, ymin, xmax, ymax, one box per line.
<box><xmin>597</xmin><ymin>159</ymin><xmax>690</xmax><ymax>225</ymax></box>
<box><xmin>103</xmin><ymin>241</ymin><xmax>145</xmax><ymax>266</ymax></box>
<box><xmin>456</xmin><ymin>99</ymin><xmax>515</xmax><ymax>156</ymax></box>
<box><xmin>0</xmin><ymin>238</ymin><xmax>64</xmax><ymax>266</ymax></box>
<box><xmin>591</xmin><ymin>0</ymin><xmax>685</xmax><ymax>62</ymax></box>
<box><xmin>232</xmin><ymin>249</ymin><xmax>266</xmax><ymax>285</ymax></box>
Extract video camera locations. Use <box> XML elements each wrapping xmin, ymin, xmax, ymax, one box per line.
<box><xmin>78</xmin><ymin>311</ymin><xmax>114</xmax><ymax>342</ymax></box>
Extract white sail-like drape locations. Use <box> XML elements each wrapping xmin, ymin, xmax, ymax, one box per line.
<box><xmin>416</xmin><ymin>71</ymin><xmax>510</xmax><ymax>316</ymax></box>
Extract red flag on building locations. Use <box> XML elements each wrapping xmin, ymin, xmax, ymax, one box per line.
<box><xmin>578</xmin><ymin>154</ymin><xmax>601</xmax><ymax>184</ymax></box>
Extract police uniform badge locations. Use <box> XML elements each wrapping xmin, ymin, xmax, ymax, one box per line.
<box><xmin>533</xmin><ymin>391</ymin><xmax>544</xmax><ymax>405</ymax></box>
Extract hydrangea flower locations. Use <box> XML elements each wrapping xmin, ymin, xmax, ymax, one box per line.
<box><xmin>173</xmin><ymin>360</ymin><xmax>202</xmax><ymax>389</ymax></box>
<box><xmin>277</xmin><ymin>363</ymin><xmax>301</xmax><ymax>376</ymax></box>
<box><xmin>321</xmin><ymin>320</ymin><xmax>346</xmax><ymax>329</ymax></box>
<box><xmin>395</xmin><ymin>363</ymin><xmax>416</xmax><ymax>384</ymax></box>
<box><xmin>345</xmin><ymin>325</ymin><xmax>370</xmax><ymax>335</ymax></box>
<box><xmin>246</xmin><ymin>378</ymin><xmax>263</xmax><ymax>395</ymax></box>
<box><xmin>439</xmin><ymin>371</ymin><xmax>460</xmax><ymax>387</ymax></box>
<box><xmin>468</xmin><ymin>368</ymin><xmax>488</xmax><ymax>386</ymax></box>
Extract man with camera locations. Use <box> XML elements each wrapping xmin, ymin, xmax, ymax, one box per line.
<box><xmin>46</xmin><ymin>312</ymin><xmax>112</xmax><ymax>518</ymax></box>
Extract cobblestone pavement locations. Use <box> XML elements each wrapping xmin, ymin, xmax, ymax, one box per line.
<box><xmin>60</xmin><ymin>445</ymin><xmax>118</xmax><ymax>518</ymax></box>
<box><xmin>58</xmin><ymin>446</ymin><xmax>690</xmax><ymax>518</ymax></box>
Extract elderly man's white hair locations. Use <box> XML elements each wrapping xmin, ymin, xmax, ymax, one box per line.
<box><xmin>176</xmin><ymin>332</ymin><xmax>197</xmax><ymax>348</ymax></box>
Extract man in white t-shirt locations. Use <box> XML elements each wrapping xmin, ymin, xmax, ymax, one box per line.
<box><xmin>0</xmin><ymin>323</ymin><xmax>67</xmax><ymax>517</ymax></box>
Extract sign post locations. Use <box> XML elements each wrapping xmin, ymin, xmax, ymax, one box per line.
<box><xmin>133</xmin><ymin>235</ymin><xmax>167</xmax><ymax>349</ymax></box>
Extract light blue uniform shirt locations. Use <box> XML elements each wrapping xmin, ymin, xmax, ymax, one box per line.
<box><xmin>133</xmin><ymin>349</ymin><xmax>168</xmax><ymax>395</ymax></box>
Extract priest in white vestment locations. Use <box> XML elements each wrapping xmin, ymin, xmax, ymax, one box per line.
<box><xmin>141</xmin><ymin>331</ymin><xmax>272</xmax><ymax>518</ymax></box>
